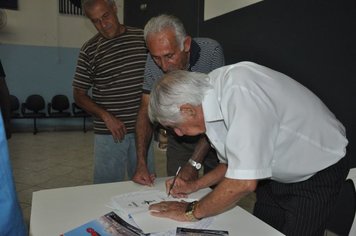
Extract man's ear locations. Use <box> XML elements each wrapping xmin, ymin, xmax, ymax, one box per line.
<box><xmin>180</xmin><ymin>104</ymin><xmax>195</xmax><ymax>117</ymax></box>
<box><xmin>183</xmin><ymin>36</ymin><xmax>192</xmax><ymax>53</ymax></box>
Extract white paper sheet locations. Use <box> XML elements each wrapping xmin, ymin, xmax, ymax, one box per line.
<box><xmin>111</xmin><ymin>190</ymin><xmax>169</xmax><ymax>215</ymax></box>
<box><xmin>109</xmin><ymin>190</ymin><xmax>214</xmax><ymax>234</ymax></box>
<box><xmin>131</xmin><ymin>210</ymin><xmax>214</xmax><ymax>234</ymax></box>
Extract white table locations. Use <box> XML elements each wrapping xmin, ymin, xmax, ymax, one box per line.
<box><xmin>347</xmin><ymin>168</ymin><xmax>356</xmax><ymax>235</ymax></box>
<box><xmin>30</xmin><ymin>178</ymin><xmax>284</xmax><ymax>235</ymax></box>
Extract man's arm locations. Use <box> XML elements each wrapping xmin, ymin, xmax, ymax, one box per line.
<box><xmin>168</xmin><ymin>163</ymin><xmax>227</xmax><ymax>198</ymax></box>
<box><xmin>132</xmin><ymin>93</ymin><xmax>155</xmax><ymax>185</ymax></box>
<box><xmin>73</xmin><ymin>87</ymin><xmax>127</xmax><ymax>140</ymax></box>
<box><xmin>150</xmin><ymin>176</ymin><xmax>257</xmax><ymax>221</ymax></box>
<box><xmin>194</xmin><ymin>178</ymin><xmax>257</xmax><ymax>218</ymax></box>
<box><xmin>179</xmin><ymin>135</ymin><xmax>211</xmax><ymax>180</ymax></box>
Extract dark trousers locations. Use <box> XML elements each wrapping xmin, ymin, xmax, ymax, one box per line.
<box><xmin>253</xmin><ymin>156</ymin><xmax>349</xmax><ymax>236</ymax></box>
<box><xmin>166</xmin><ymin>133</ymin><xmax>219</xmax><ymax>176</ymax></box>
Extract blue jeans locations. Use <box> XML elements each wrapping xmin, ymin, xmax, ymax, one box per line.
<box><xmin>93</xmin><ymin>133</ymin><xmax>155</xmax><ymax>184</ymax></box>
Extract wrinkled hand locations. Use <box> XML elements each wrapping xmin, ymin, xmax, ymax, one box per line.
<box><xmin>166</xmin><ymin>177</ymin><xmax>198</xmax><ymax>198</ymax></box>
<box><xmin>103</xmin><ymin>113</ymin><xmax>127</xmax><ymax>142</ymax></box>
<box><xmin>149</xmin><ymin>201</ymin><xmax>190</xmax><ymax>221</ymax></box>
<box><xmin>132</xmin><ymin>164</ymin><xmax>156</xmax><ymax>186</ymax></box>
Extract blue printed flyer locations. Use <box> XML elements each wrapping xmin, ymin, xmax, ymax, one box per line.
<box><xmin>62</xmin><ymin>211</ymin><xmax>146</xmax><ymax>236</ymax></box>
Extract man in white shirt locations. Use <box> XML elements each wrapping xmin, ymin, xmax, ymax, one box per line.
<box><xmin>147</xmin><ymin>62</ymin><xmax>349</xmax><ymax>235</ymax></box>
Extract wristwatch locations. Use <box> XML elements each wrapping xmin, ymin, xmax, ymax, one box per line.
<box><xmin>185</xmin><ymin>201</ymin><xmax>201</xmax><ymax>221</ymax></box>
<box><xmin>188</xmin><ymin>158</ymin><xmax>202</xmax><ymax>170</ymax></box>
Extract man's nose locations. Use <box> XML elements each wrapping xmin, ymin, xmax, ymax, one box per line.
<box><xmin>161</xmin><ymin>59</ymin><xmax>169</xmax><ymax>72</ymax></box>
<box><xmin>100</xmin><ymin>19</ymin><xmax>108</xmax><ymax>29</ymax></box>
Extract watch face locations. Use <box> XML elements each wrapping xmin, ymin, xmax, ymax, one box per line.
<box><xmin>184</xmin><ymin>201</ymin><xmax>200</xmax><ymax>221</ymax></box>
<box><xmin>185</xmin><ymin>202</ymin><xmax>195</xmax><ymax>212</ymax></box>
<box><xmin>189</xmin><ymin>159</ymin><xmax>202</xmax><ymax>170</ymax></box>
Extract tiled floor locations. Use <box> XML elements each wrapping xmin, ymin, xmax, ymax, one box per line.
<box><xmin>8</xmin><ymin>130</ymin><xmax>256</xmax><ymax>230</ymax></box>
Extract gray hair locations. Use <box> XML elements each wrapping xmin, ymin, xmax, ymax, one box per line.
<box><xmin>144</xmin><ymin>14</ymin><xmax>187</xmax><ymax>50</ymax></box>
<box><xmin>81</xmin><ymin>0</ymin><xmax>115</xmax><ymax>11</ymax></box>
<box><xmin>148</xmin><ymin>70</ymin><xmax>212</xmax><ymax>126</ymax></box>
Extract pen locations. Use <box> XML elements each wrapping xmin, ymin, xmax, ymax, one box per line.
<box><xmin>167</xmin><ymin>166</ymin><xmax>181</xmax><ymax>197</ymax></box>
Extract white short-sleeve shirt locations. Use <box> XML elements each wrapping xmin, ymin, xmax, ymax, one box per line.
<box><xmin>203</xmin><ymin>62</ymin><xmax>348</xmax><ymax>183</ymax></box>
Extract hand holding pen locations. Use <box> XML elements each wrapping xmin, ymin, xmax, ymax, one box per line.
<box><xmin>167</xmin><ymin>166</ymin><xmax>181</xmax><ymax>197</ymax></box>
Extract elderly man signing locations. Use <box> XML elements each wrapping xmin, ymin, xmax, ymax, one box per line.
<box><xmin>147</xmin><ymin>62</ymin><xmax>348</xmax><ymax>236</ymax></box>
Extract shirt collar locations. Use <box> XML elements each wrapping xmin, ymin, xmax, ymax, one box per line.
<box><xmin>188</xmin><ymin>39</ymin><xmax>200</xmax><ymax>71</ymax></box>
<box><xmin>202</xmin><ymin>88</ymin><xmax>224</xmax><ymax>122</ymax></box>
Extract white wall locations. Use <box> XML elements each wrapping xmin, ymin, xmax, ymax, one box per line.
<box><xmin>1</xmin><ymin>0</ymin><xmax>262</xmax><ymax>47</ymax></box>
<box><xmin>0</xmin><ymin>0</ymin><xmax>124</xmax><ymax>48</ymax></box>
<box><xmin>204</xmin><ymin>0</ymin><xmax>262</xmax><ymax>21</ymax></box>
<box><xmin>0</xmin><ymin>0</ymin><xmax>240</xmax><ymax>131</ymax></box>
<box><xmin>0</xmin><ymin>0</ymin><xmax>127</xmax><ymax>131</ymax></box>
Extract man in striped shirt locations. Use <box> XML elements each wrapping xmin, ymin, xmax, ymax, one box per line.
<box><xmin>132</xmin><ymin>14</ymin><xmax>225</xmax><ymax>186</ymax></box>
<box><xmin>72</xmin><ymin>0</ymin><xmax>155</xmax><ymax>183</ymax></box>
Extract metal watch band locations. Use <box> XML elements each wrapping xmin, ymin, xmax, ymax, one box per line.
<box><xmin>188</xmin><ymin>158</ymin><xmax>202</xmax><ymax>170</ymax></box>
<box><xmin>185</xmin><ymin>201</ymin><xmax>201</xmax><ymax>221</ymax></box>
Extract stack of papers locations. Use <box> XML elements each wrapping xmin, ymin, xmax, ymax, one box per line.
<box><xmin>108</xmin><ymin>190</ymin><xmax>214</xmax><ymax>235</ymax></box>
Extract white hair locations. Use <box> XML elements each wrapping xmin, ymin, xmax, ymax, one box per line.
<box><xmin>144</xmin><ymin>14</ymin><xmax>187</xmax><ymax>50</ymax></box>
<box><xmin>148</xmin><ymin>70</ymin><xmax>212</xmax><ymax>126</ymax></box>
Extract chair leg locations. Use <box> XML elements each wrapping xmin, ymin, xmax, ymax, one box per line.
<box><xmin>83</xmin><ymin>116</ymin><xmax>87</xmax><ymax>133</ymax></box>
<box><xmin>33</xmin><ymin>118</ymin><xmax>38</xmax><ymax>135</ymax></box>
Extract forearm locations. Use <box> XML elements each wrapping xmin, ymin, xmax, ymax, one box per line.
<box><xmin>194</xmin><ymin>178</ymin><xmax>257</xmax><ymax>219</ymax></box>
<box><xmin>194</xmin><ymin>163</ymin><xmax>227</xmax><ymax>190</ymax></box>
<box><xmin>135</xmin><ymin>95</ymin><xmax>153</xmax><ymax>166</ymax></box>
<box><xmin>190</xmin><ymin>135</ymin><xmax>211</xmax><ymax>163</ymax></box>
<box><xmin>179</xmin><ymin>135</ymin><xmax>211</xmax><ymax>180</ymax></box>
<box><xmin>73</xmin><ymin>88</ymin><xmax>110</xmax><ymax>121</ymax></box>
